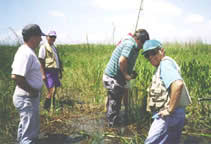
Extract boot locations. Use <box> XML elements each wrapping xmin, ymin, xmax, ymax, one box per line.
<box><xmin>43</xmin><ymin>98</ymin><xmax>51</xmax><ymax>111</ymax></box>
<box><xmin>53</xmin><ymin>96</ymin><xmax>56</xmax><ymax>109</ymax></box>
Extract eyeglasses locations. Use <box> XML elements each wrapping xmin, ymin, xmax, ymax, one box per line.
<box><xmin>49</xmin><ymin>36</ymin><xmax>56</xmax><ymax>39</ymax></box>
<box><xmin>144</xmin><ymin>48</ymin><xmax>160</xmax><ymax>59</ymax></box>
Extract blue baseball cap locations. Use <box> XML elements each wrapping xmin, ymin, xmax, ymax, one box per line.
<box><xmin>142</xmin><ymin>40</ymin><xmax>162</xmax><ymax>55</ymax></box>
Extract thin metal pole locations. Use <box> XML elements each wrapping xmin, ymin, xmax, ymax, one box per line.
<box><xmin>134</xmin><ymin>0</ymin><xmax>144</xmax><ymax>32</ymax></box>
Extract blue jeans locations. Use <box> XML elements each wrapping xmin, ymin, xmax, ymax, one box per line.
<box><xmin>13</xmin><ymin>94</ymin><xmax>40</xmax><ymax>144</ymax></box>
<box><xmin>145</xmin><ymin>107</ymin><xmax>185</xmax><ymax>144</ymax></box>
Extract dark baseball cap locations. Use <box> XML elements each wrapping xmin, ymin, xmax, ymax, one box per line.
<box><xmin>22</xmin><ymin>24</ymin><xmax>46</xmax><ymax>37</ymax></box>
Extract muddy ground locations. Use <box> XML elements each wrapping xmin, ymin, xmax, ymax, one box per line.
<box><xmin>5</xmin><ymin>99</ymin><xmax>211</xmax><ymax>144</ymax></box>
<box><xmin>36</xmin><ymin>99</ymin><xmax>211</xmax><ymax>144</ymax></box>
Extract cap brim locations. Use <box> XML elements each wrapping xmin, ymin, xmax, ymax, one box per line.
<box><xmin>142</xmin><ymin>48</ymin><xmax>153</xmax><ymax>55</ymax></box>
<box><xmin>142</xmin><ymin>51</ymin><xmax>147</xmax><ymax>55</ymax></box>
<box><xmin>142</xmin><ymin>46</ymin><xmax>161</xmax><ymax>55</ymax></box>
<box><xmin>40</xmin><ymin>32</ymin><xmax>46</xmax><ymax>36</ymax></box>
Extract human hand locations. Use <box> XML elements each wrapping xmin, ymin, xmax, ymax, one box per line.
<box><xmin>42</xmin><ymin>74</ymin><xmax>46</xmax><ymax>81</ymax></box>
<box><xmin>30</xmin><ymin>88</ymin><xmax>39</xmax><ymax>97</ymax></box>
<box><xmin>131</xmin><ymin>71</ymin><xmax>138</xmax><ymax>79</ymax></box>
<box><xmin>59</xmin><ymin>71</ymin><xmax>63</xmax><ymax>79</ymax></box>
<box><xmin>158</xmin><ymin>109</ymin><xmax>171</xmax><ymax>118</ymax></box>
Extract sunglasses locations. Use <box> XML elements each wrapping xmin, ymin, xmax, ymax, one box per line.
<box><xmin>49</xmin><ymin>36</ymin><xmax>56</xmax><ymax>39</ymax></box>
<box><xmin>144</xmin><ymin>48</ymin><xmax>160</xmax><ymax>59</ymax></box>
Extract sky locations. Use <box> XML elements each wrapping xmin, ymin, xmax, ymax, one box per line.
<box><xmin>0</xmin><ymin>0</ymin><xmax>211</xmax><ymax>44</ymax></box>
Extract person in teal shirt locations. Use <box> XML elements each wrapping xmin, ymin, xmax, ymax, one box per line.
<box><xmin>143</xmin><ymin>40</ymin><xmax>191</xmax><ymax>144</ymax></box>
<box><xmin>103</xmin><ymin>29</ymin><xmax>150</xmax><ymax>127</ymax></box>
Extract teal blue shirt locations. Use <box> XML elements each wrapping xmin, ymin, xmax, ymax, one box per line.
<box><xmin>160</xmin><ymin>57</ymin><xmax>182</xmax><ymax>89</ymax></box>
<box><xmin>104</xmin><ymin>34</ymin><xmax>139</xmax><ymax>83</ymax></box>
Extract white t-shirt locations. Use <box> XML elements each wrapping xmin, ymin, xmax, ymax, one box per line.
<box><xmin>11</xmin><ymin>44</ymin><xmax>43</xmax><ymax>91</ymax></box>
<box><xmin>38</xmin><ymin>43</ymin><xmax>60</xmax><ymax>68</ymax></box>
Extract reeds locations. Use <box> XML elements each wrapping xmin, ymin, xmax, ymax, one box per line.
<box><xmin>0</xmin><ymin>41</ymin><xmax>211</xmax><ymax>142</ymax></box>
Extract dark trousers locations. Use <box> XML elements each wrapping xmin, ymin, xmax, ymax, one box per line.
<box><xmin>106</xmin><ymin>86</ymin><xmax>124</xmax><ymax>126</ymax></box>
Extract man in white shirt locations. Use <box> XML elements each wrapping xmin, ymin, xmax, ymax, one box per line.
<box><xmin>39</xmin><ymin>31</ymin><xmax>63</xmax><ymax>111</ymax></box>
<box><xmin>11</xmin><ymin>24</ymin><xmax>45</xmax><ymax>144</ymax></box>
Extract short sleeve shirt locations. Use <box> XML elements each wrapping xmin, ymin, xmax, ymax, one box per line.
<box><xmin>11</xmin><ymin>44</ymin><xmax>43</xmax><ymax>90</ymax></box>
<box><xmin>38</xmin><ymin>43</ymin><xmax>60</xmax><ymax>68</ymax></box>
<box><xmin>160</xmin><ymin>56</ymin><xmax>182</xmax><ymax>89</ymax></box>
<box><xmin>104</xmin><ymin>34</ymin><xmax>138</xmax><ymax>81</ymax></box>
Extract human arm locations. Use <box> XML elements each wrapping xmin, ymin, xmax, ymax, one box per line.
<box><xmin>11</xmin><ymin>74</ymin><xmax>39</xmax><ymax>96</ymax></box>
<box><xmin>159</xmin><ymin>80</ymin><xmax>184</xmax><ymax>117</ymax></box>
<box><xmin>39</xmin><ymin>58</ymin><xmax>46</xmax><ymax>81</ymax></box>
<box><xmin>58</xmin><ymin>58</ymin><xmax>63</xmax><ymax>79</ymax></box>
<box><xmin>119</xmin><ymin>39</ymin><xmax>138</xmax><ymax>81</ymax></box>
<box><xmin>59</xmin><ymin>69</ymin><xmax>63</xmax><ymax>79</ymax></box>
<box><xmin>119</xmin><ymin>56</ymin><xmax>131</xmax><ymax>81</ymax></box>
<box><xmin>119</xmin><ymin>56</ymin><xmax>137</xmax><ymax>81</ymax></box>
<box><xmin>158</xmin><ymin>59</ymin><xmax>183</xmax><ymax>117</ymax></box>
<box><xmin>38</xmin><ymin>45</ymin><xmax>46</xmax><ymax>81</ymax></box>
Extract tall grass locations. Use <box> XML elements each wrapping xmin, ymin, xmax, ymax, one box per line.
<box><xmin>0</xmin><ymin>41</ymin><xmax>211</xmax><ymax>141</ymax></box>
<box><xmin>0</xmin><ymin>45</ymin><xmax>18</xmax><ymax>138</ymax></box>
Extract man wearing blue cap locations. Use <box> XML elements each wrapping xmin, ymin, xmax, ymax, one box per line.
<box><xmin>103</xmin><ymin>29</ymin><xmax>150</xmax><ymax>127</ymax></box>
<box><xmin>142</xmin><ymin>40</ymin><xmax>192</xmax><ymax>144</ymax></box>
<box><xmin>39</xmin><ymin>30</ymin><xmax>63</xmax><ymax>111</ymax></box>
<box><xmin>11</xmin><ymin>24</ymin><xmax>45</xmax><ymax>144</ymax></box>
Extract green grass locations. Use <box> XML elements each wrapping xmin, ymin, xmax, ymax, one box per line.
<box><xmin>0</xmin><ymin>42</ymin><xmax>211</xmax><ymax>142</ymax></box>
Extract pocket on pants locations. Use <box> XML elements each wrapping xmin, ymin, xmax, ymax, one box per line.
<box><xmin>103</xmin><ymin>80</ymin><xmax>112</xmax><ymax>89</ymax></box>
<box><xmin>13</xmin><ymin>95</ymin><xmax>32</xmax><ymax>111</ymax></box>
<box><xmin>111</xmin><ymin>84</ymin><xmax>123</xmax><ymax>96</ymax></box>
<box><xmin>13</xmin><ymin>95</ymin><xmax>24</xmax><ymax>110</ymax></box>
<box><xmin>166</xmin><ymin>108</ymin><xmax>185</xmax><ymax>127</ymax></box>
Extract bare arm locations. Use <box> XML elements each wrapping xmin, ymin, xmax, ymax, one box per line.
<box><xmin>159</xmin><ymin>80</ymin><xmax>184</xmax><ymax>117</ymax></box>
<box><xmin>39</xmin><ymin>58</ymin><xmax>46</xmax><ymax>81</ymax></box>
<box><xmin>119</xmin><ymin>56</ymin><xmax>131</xmax><ymax>81</ymax></box>
<box><xmin>168</xmin><ymin>80</ymin><xmax>184</xmax><ymax>112</ymax></box>
<box><xmin>11</xmin><ymin>74</ymin><xmax>39</xmax><ymax>96</ymax></box>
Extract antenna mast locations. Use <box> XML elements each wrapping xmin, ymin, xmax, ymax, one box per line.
<box><xmin>134</xmin><ymin>0</ymin><xmax>144</xmax><ymax>32</ymax></box>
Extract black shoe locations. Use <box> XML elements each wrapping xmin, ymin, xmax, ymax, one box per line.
<box><xmin>108</xmin><ymin>122</ymin><xmax>114</xmax><ymax>128</ymax></box>
<box><xmin>43</xmin><ymin>98</ymin><xmax>51</xmax><ymax>111</ymax></box>
<box><xmin>108</xmin><ymin>119</ymin><xmax>122</xmax><ymax>128</ymax></box>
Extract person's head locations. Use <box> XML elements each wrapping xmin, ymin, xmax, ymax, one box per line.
<box><xmin>46</xmin><ymin>31</ymin><xmax>57</xmax><ymax>45</ymax></box>
<box><xmin>133</xmin><ymin>29</ymin><xmax>150</xmax><ymax>49</ymax></box>
<box><xmin>142</xmin><ymin>40</ymin><xmax>165</xmax><ymax>67</ymax></box>
<box><xmin>22</xmin><ymin>24</ymin><xmax>45</xmax><ymax>48</ymax></box>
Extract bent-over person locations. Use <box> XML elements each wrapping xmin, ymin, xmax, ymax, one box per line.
<box><xmin>142</xmin><ymin>40</ymin><xmax>192</xmax><ymax>144</ymax></box>
<box><xmin>103</xmin><ymin>29</ymin><xmax>150</xmax><ymax>127</ymax></box>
